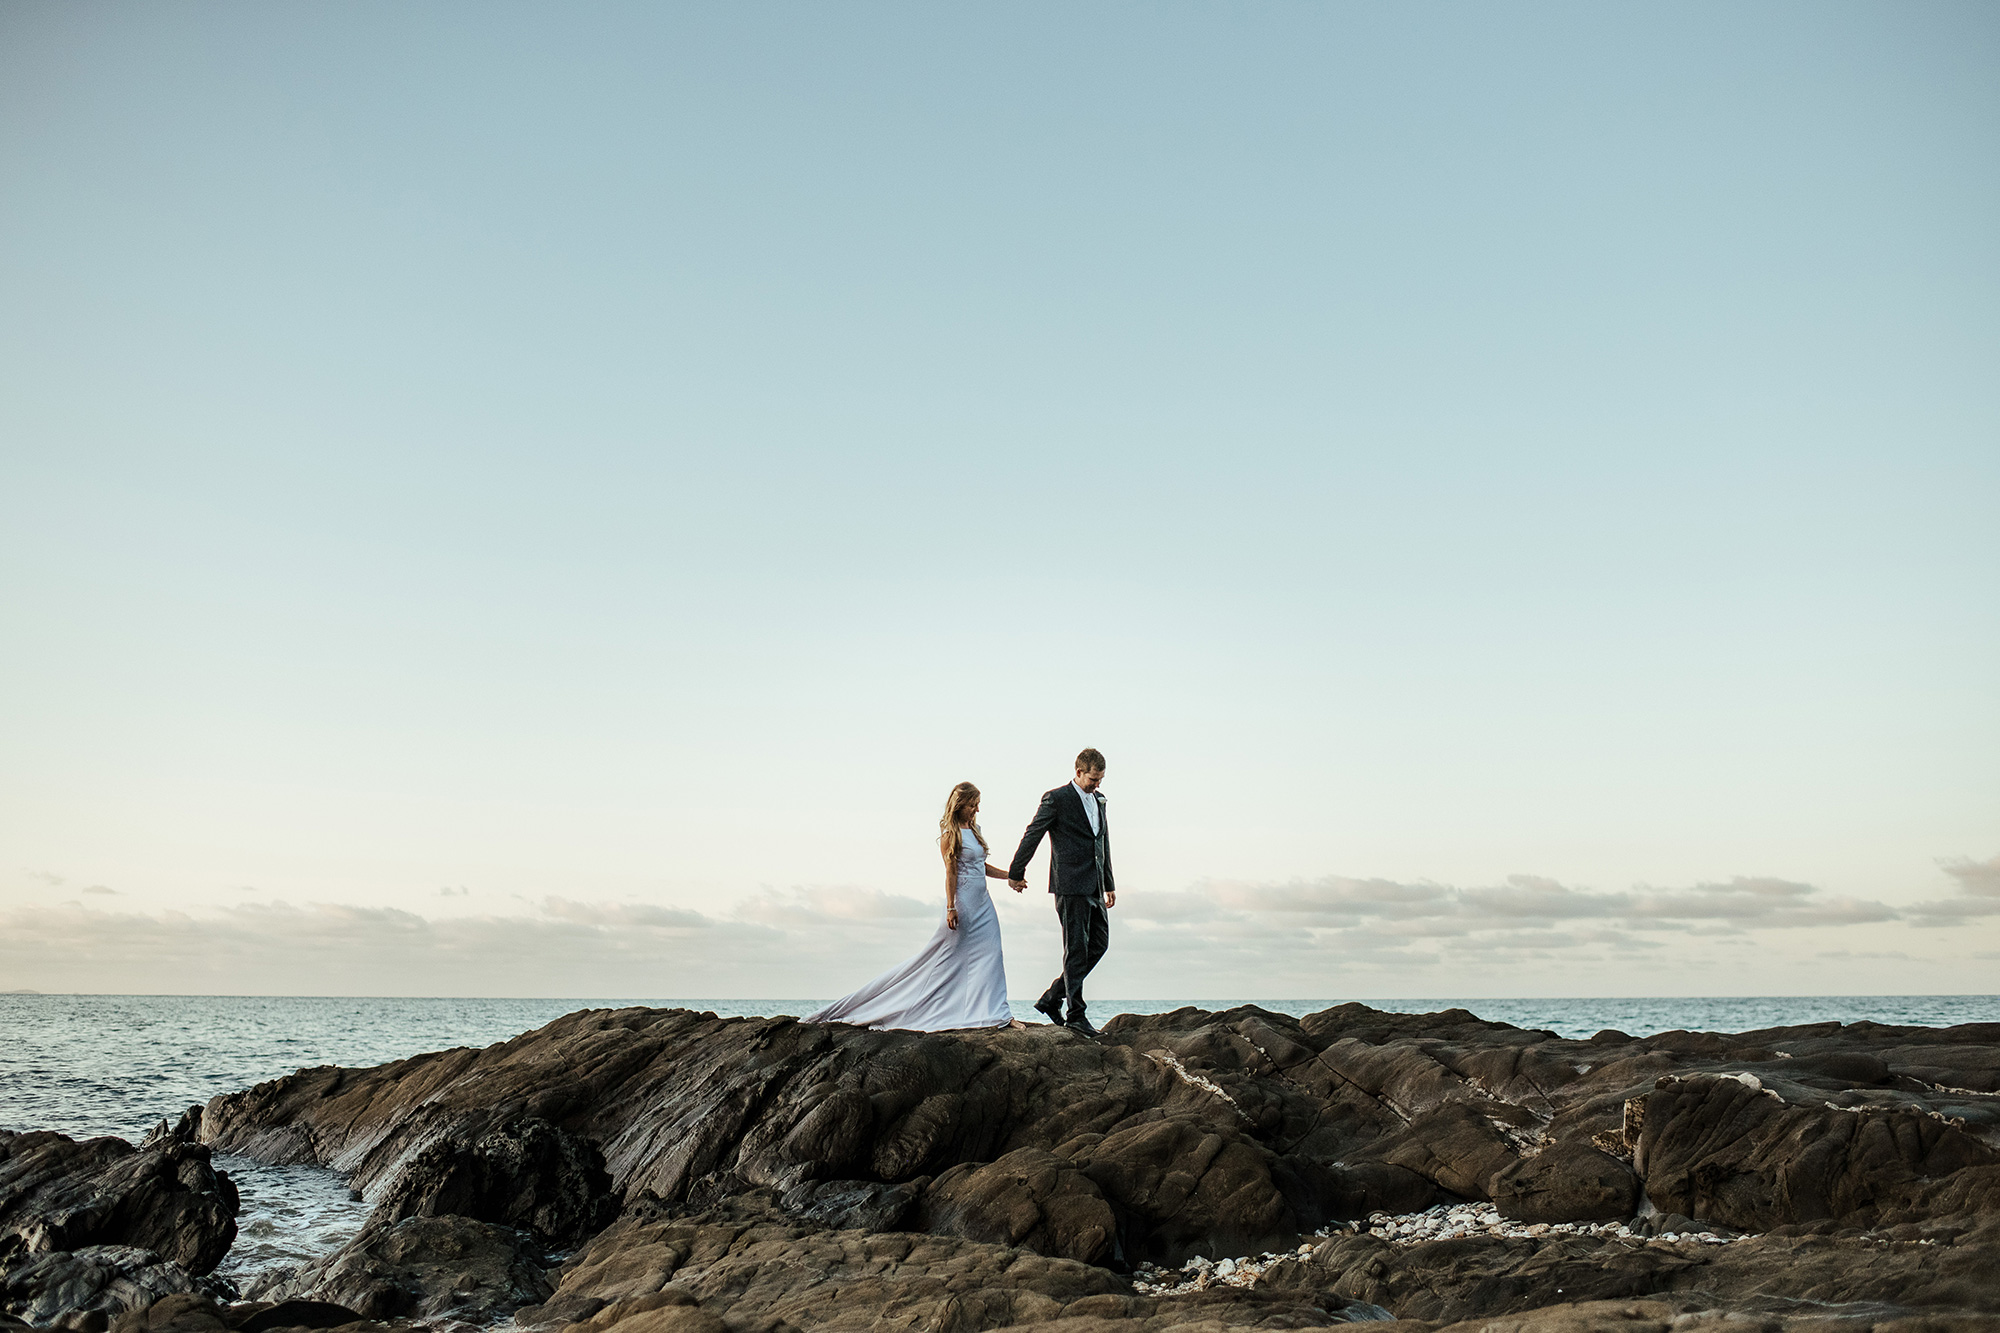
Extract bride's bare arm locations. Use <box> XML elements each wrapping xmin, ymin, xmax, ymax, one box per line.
<box><xmin>942</xmin><ymin>835</ymin><xmax>959</xmax><ymax>928</ymax></box>
<box><xmin>984</xmin><ymin>863</ymin><xmax>1009</xmax><ymax>879</ymax></box>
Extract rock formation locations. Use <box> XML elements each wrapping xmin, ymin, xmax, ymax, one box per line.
<box><xmin>2</xmin><ymin>1247</ymin><xmax>211</xmax><ymax>1332</ymax></box>
<box><xmin>368</xmin><ymin>1118</ymin><xmax>615</xmax><ymax>1247</ymax></box>
<box><xmin>1</xmin><ymin>1111</ymin><xmax>242</xmax><ymax>1331</ymax></box>
<box><xmin>2</xmin><ymin>1114</ymin><xmax>239</xmax><ymax>1276</ymax></box>
<box><xmin>198</xmin><ymin>1004</ymin><xmax>2000</xmax><ymax>1255</ymax></box>
<box><xmin>106</xmin><ymin>1295</ymin><xmax>377</xmax><ymax>1333</ymax></box>
<box><xmin>24</xmin><ymin>1002</ymin><xmax>2000</xmax><ymax>1331</ymax></box>
<box><xmin>254</xmin><ymin>1215</ymin><xmax>551</xmax><ymax>1323</ymax></box>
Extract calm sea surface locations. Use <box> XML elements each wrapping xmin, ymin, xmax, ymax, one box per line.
<box><xmin>3</xmin><ymin>993</ymin><xmax>1996</xmax><ymax>1284</ymax></box>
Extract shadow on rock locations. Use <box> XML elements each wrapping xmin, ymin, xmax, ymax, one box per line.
<box><xmin>2</xmin><ymin>1114</ymin><xmax>238</xmax><ymax>1276</ymax></box>
<box><xmin>255</xmin><ymin>1215</ymin><xmax>550</xmax><ymax>1323</ymax></box>
<box><xmin>369</xmin><ymin>1117</ymin><xmax>615</xmax><ymax>1247</ymax></box>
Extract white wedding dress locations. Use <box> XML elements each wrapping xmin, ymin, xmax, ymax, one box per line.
<box><xmin>803</xmin><ymin>830</ymin><xmax>1013</xmax><ymax>1031</ymax></box>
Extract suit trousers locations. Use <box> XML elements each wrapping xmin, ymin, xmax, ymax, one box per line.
<box><xmin>1041</xmin><ymin>893</ymin><xmax>1109</xmax><ymax>1020</ymax></box>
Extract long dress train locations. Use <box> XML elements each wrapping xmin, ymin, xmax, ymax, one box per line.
<box><xmin>802</xmin><ymin>830</ymin><xmax>1012</xmax><ymax>1031</ymax></box>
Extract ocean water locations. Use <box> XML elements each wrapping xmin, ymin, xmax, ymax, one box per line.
<box><xmin>3</xmin><ymin>993</ymin><xmax>1996</xmax><ymax>1285</ymax></box>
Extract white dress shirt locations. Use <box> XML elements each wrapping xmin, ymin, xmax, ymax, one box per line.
<box><xmin>1072</xmin><ymin>780</ymin><xmax>1101</xmax><ymax>836</ymax></box>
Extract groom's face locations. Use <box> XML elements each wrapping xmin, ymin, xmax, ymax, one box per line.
<box><xmin>1074</xmin><ymin>767</ymin><xmax>1104</xmax><ymax>794</ymax></box>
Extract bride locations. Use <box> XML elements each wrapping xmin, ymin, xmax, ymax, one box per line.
<box><xmin>803</xmin><ymin>781</ymin><xmax>1027</xmax><ymax>1032</ymax></box>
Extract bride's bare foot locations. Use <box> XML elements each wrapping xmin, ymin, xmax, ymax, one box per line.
<box><xmin>1009</xmin><ymin>1019</ymin><xmax>1029</xmax><ymax>1029</ymax></box>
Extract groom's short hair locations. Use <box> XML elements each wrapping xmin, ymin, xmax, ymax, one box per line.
<box><xmin>1075</xmin><ymin>748</ymin><xmax>1106</xmax><ymax>774</ymax></box>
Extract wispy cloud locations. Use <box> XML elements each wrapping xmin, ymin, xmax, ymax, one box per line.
<box><xmin>1905</xmin><ymin>854</ymin><xmax>2000</xmax><ymax>925</ymax></box>
<box><xmin>1124</xmin><ymin>873</ymin><xmax>1898</xmax><ymax>934</ymax></box>
<box><xmin>0</xmin><ymin>859</ymin><xmax>1990</xmax><ymax>998</ymax></box>
<box><xmin>0</xmin><ymin>898</ymin><xmax>787</xmax><ymax>997</ymax></box>
<box><xmin>1946</xmin><ymin>856</ymin><xmax>2000</xmax><ymax>897</ymax></box>
<box><xmin>538</xmin><ymin>897</ymin><xmax>714</xmax><ymax>929</ymax></box>
<box><xmin>735</xmin><ymin>885</ymin><xmax>935</xmax><ymax>927</ymax></box>
<box><xmin>0</xmin><ymin>887</ymin><xmax>955</xmax><ymax>997</ymax></box>
<box><xmin>1094</xmin><ymin>869</ymin><xmax>1989</xmax><ymax>993</ymax></box>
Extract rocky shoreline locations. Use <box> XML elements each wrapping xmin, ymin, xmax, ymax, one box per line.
<box><xmin>5</xmin><ymin>1003</ymin><xmax>1998</xmax><ymax>1332</ymax></box>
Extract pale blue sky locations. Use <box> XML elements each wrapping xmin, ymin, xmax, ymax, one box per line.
<box><xmin>2</xmin><ymin>2</ymin><xmax>1995</xmax><ymax>997</ymax></box>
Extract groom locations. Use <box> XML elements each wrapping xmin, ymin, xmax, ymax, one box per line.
<box><xmin>1008</xmin><ymin>748</ymin><xmax>1115</xmax><ymax>1035</ymax></box>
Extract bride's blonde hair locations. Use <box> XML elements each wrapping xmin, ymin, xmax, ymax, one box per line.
<box><xmin>940</xmin><ymin>781</ymin><xmax>987</xmax><ymax>864</ymax></box>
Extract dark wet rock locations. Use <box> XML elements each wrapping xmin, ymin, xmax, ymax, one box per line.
<box><xmin>108</xmin><ymin>1294</ymin><xmax>402</xmax><ymax>1333</ymax></box>
<box><xmin>921</xmin><ymin>1146</ymin><xmax>1118</xmax><ymax>1265</ymax></box>
<box><xmin>1321</xmin><ymin>1164</ymin><xmax>1442</xmax><ymax>1220</ymax></box>
<box><xmin>108</xmin><ymin>1294</ymin><xmax>230</xmax><ymax>1333</ymax></box>
<box><xmin>196</xmin><ymin>1003</ymin><xmax>2000</xmax><ymax>1326</ymax></box>
<box><xmin>1783</xmin><ymin>1051</ymin><xmax>1893</xmax><ymax>1085</ymax></box>
<box><xmin>1380</xmin><ymin>1102</ymin><xmax>1525</xmax><ymax>1199</ymax></box>
<box><xmin>257</xmin><ymin>1214</ymin><xmax>550</xmax><ymax>1322</ymax></box>
<box><xmin>540</xmin><ymin>1197</ymin><xmax>1171</xmax><ymax>1330</ymax></box>
<box><xmin>1275</xmin><ymin>1215</ymin><xmax>2000</xmax><ymax>1324</ymax></box>
<box><xmin>1</xmin><ymin>1246</ymin><xmax>206</xmax><ymax>1331</ymax></box>
<box><xmin>1491</xmin><ymin>1145</ymin><xmax>1639</xmax><ymax>1224</ymax></box>
<box><xmin>538</xmin><ymin>1198</ymin><xmax>2000</xmax><ymax>1333</ymax></box>
<box><xmin>776</xmin><ymin>1178</ymin><xmax>921</xmax><ymax>1233</ymax></box>
<box><xmin>1634</xmin><ymin>1072</ymin><xmax>1998</xmax><ymax>1230</ymax></box>
<box><xmin>1278</xmin><ymin>1230</ymin><xmax>1708</xmax><ymax>1322</ymax></box>
<box><xmin>1</xmin><ymin>1115</ymin><xmax>239</xmax><ymax>1275</ymax></box>
<box><xmin>368</xmin><ymin>1116</ymin><xmax>615</xmax><ymax>1246</ymax></box>
<box><xmin>201</xmin><ymin>1009</ymin><xmax>1354</xmax><ymax>1266</ymax></box>
<box><xmin>1068</xmin><ymin>1116</ymin><xmax>1326</xmax><ymax>1264</ymax></box>
<box><xmin>231</xmin><ymin>1270</ymin><xmax>295</xmax><ymax>1306</ymax></box>
<box><xmin>229</xmin><ymin>1300</ymin><xmax>368</xmax><ymax>1333</ymax></box>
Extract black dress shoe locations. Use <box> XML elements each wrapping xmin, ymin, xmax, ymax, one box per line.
<box><xmin>1064</xmin><ymin>1015</ymin><xmax>1100</xmax><ymax>1038</ymax></box>
<box><xmin>1034</xmin><ymin>997</ymin><xmax>1064</xmax><ymax>1024</ymax></box>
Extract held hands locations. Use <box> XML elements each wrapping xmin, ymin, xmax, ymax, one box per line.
<box><xmin>1008</xmin><ymin>879</ymin><xmax>1027</xmax><ymax>893</ymax></box>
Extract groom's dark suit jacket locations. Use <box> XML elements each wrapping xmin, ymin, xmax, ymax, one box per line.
<box><xmin>1009</xmin><ymin>784</ymin><xmax>1115</xmax><ymax>898</ymax></box>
